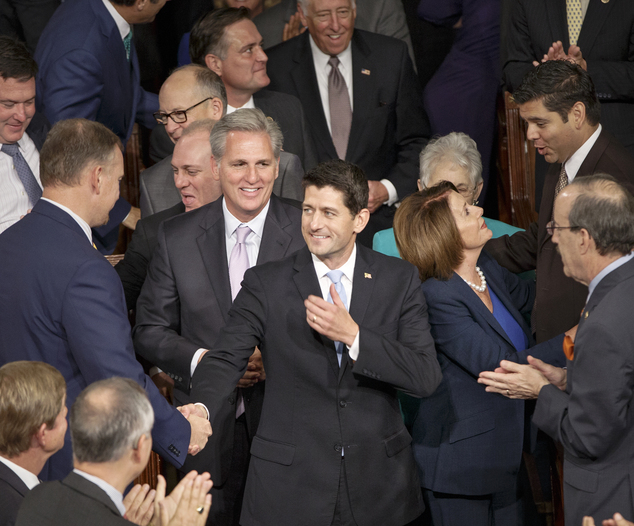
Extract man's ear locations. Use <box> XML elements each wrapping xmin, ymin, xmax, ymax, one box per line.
<box><xmin>136</xmin><ymin>0</ymin><xmax>147</xmax><ymax>11</ymax></box>
<box><xmin>578</xmin><ymin>227</ymin><xmax>593</xmax><ymax>255</ymax></box>
<box><xmin>353</xmin><ymin>208</ymin><xmax>370</xmax><ymax>234</ymax></box>
<box><xmin>570</xmin><ymin>101</ymin><xmax>587</xmax><ymax>130</ymax></box>
<box><xmin>210</xmin><ymin>98</ymin><xmax>224</xmax><ymax>120</ymax></box>
<box><xmin>205</xmin><ymin>54</ymin><xmax>223</xmax><ymax>77</ymax></box>
<box><xmin>89</xmin><ymin>165</ymin><xmax>103</xmax><ymax>195</ymax></box>
<box><xmin>211</xmin><ymin>155</ymin><xmax>221</xmax><ymax>181</ymax></box>
<box><xmin>297</xmin><ymin>2</ymin><xmax>308</xmax><ymax>27</ymax></box>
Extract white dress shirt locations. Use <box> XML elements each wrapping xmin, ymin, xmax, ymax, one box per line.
<box><xmin>0</xmin><ymin>455</ymin><xmax>40</xmax><ymax>490</ymax></box>
<box><xmin>311</xmin><ymin>244</ymin><xmax>360</xmax><ymax>360</ymax></box>
<box><xmin>227</xmin><ymin>97</ymin><xmax>256</xmax><ymax>114</ymax></box>
<box><xmin>563</xmin><ymin>125</ymin><xmax>602</xmax><ymax>183</ymax></box>
<box><xmin>74</xmin><ymin>469</ymin><xmax>126</xmax><ymax>516</ymax></box>
<box><xmin>101</xmin><ymin>0</ymin><xmax>131</xmax><ymax>40</ymax></box>
<box><xmin>0</xmin><ymin>133</ymin><xmax>42</xmax><ymax>234</ymax></box>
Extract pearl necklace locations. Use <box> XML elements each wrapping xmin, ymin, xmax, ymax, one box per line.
<box><xmin>461</xmin><ymin>266</ymin><xmax>487</xmax><ymax>293</ymax></box>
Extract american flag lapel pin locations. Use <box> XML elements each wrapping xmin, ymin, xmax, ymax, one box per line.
<box><xmin>364</xmin><ymin>273</ymin><xmax>372</xmax><ymax>279</ymax></box>
<box><xmin>361</xmin><ymin>68</ymin><xmax>371</xmax><ymax>75</ymax></box>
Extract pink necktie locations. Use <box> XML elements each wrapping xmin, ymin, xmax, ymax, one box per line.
<box><xmin>229</xmin><ymin>225</ymin><xmax>252</xmax><ymax>301</ymax></box>
<box><xmin>328</xmin><ymin>56</ymin><xmax>352</xmax><ymax>160</ymax></box>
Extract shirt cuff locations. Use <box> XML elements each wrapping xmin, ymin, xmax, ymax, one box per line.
<box><xmin>191</xmin><ymin>348</ymin><xmax>208</xmax><ymax>377</ymax></box>
<box><xmin>194</xmin><ymin>402</ymin><xmax>209</xmax><ymax>421</ymax></box>
<box><xmin>347</xmin><ymin>331</ymin><xmax>360</xmax><ymax>361</ymax></box>
<box><xmin>148</xmin><ymin>366</ymin><xmax>163</xmax><ymax>377</ymax></box>
<box><xmin>380</xmin><ymin>179</ymin><xmax>398</xmax><ymax>207</ymax></box>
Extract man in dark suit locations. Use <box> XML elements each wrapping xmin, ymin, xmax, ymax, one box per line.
<box><xmin>265</xmin><ymin>0</ymin><xmax>431</xmax><ymax>246</ymax></box>
<box><xmin>186</xmin><ymin>159</ymin><xmax>442</xmax><ymax>526</ymax></box>
<box><xmin>16</xmin><ymin>378</ymin><xmax>213</xmax><ymax>526</ymax></box>
<box><xmin>503</xmin><ymin>0</ymin><xmax>634</xmax><ymax>158</ymax></box>
<box><xmin>0</xmin><ymin>119</ymin><xmax>210</xmax><ymax>481</ymax></box>
<box><xmin>134</xmin><ymin>108</ymin><xmax>305</xmax><ymax>526</ymax></box>
<box><xmin>0</xmin><ymin>362</ymin><xmax>67</xmax><ymax>526</ymax></box>
<box><xmin>480</xmin><ymin>174</ymin><xmax>634</xmax><ymax>526</ymax></box>
<box><xmin>487</xmin><ymin>60</ymin><xmax>634</xmax><ymax>343</ymax></box>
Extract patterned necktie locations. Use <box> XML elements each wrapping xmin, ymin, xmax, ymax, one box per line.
<box><xmin>326</xmin><ymin>269</ymin><xmax>348</xmax><ymax>366</ymax></box>
<box><xmin>123</xmin><ymin>30</ymin><xmax>133</xmax><ymax>61</ymax></box>
<box><xmin>555</xmin><ymin>163</ymin><xmax>569</xmax><ymax>199</ymax></box>
<box><xmin>566</xmin><ymin>0</ymin><xmax>583</xmax><ymax>46</ymax></box>
<box><xmin>2</xmin><ymin>143</ymin><xmax>42</xmax><ymax>207</ymax></box>
<box><xmin>328</xmin><ymin>56</ymin><xmax>352</xmax><ymax>160</ymax></box>
<box><xmin>229</xmin><ymin>225</ymin><xmax>252</xmax><ymax>301</ymax></box>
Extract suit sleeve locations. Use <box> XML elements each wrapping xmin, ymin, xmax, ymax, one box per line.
<box><xmin>136</xmin><ymin>88</ymin><xmax>159</xmax><ymax>130</ymax></box>
<box><xmin>140</xmin><ymin>172</ymin><xmax>155</xmax><ymax>218</ymax></box>
<box><xmin>352</xmin><ymin>266</ymin><xmax>441</xmax><ymax>398</ymax></box>
<box><xmin>502</xmin><ymin>0</ymin><xmax>537</xmax><ymax>92</ymax></box>
<box><xmin>534</xmin><ymin>322</ymin><xmax>634</xmax><ymax>460</ymax></box>
<box><xmin>485</xmin><ymin>221</ymin><xmax>539</xmax><ymax>274</ymax></box>
<box><xmin>115</xmin><ymin>219</ymin><xmax>153</xmax><ymax>311</ymax></box>
<box><xmin>62</xmin><ymin>258</ymin><xmax>190</xmax><ymax>467</ymax></box>
<box><xmin>133</xmin><ymin>223</ymin><xmax>201</xmax><ymax>390</ymax></box>
<box><xmin>276</xmin><ymin>153</ymin><xmax>304</xmax><ymax>201</ymax></box>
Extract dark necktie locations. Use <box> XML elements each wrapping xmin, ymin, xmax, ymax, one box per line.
<box><xmin>326</xmin><ymin>269</ymin><xmax>348</xmax><ymax>366</ymax></box>
<box><xmin>328</xmin><ymin>56</ymin><xmax>352</xmax><ymax>160</ymax></box>
<box><xmin>2</xmin><ymin>143</ymin><xmax>42</xmax><ymax>207</ymax></box>
<box><xmin>123</xmin><ymin>30</ymin><xmax>132</xmax><ymax>62</ymax></box>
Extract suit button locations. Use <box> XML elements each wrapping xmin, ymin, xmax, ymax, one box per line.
<box><xmin>334</xmin><ymin>444</ymin><xmax>342</xmax><ymax>452</ymax></box>
<box><xmin>339</xmin><ymin>400</ymin><xmax>346</xmax><ymax>408</ymax></box>
<box><xmin>228</xmin><ymin>397</ymin><xmax>235</xmax><ymax>404</ymax></box>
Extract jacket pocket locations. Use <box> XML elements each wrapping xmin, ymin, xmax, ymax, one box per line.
<box><xmin>564</xmin><ymin>461</ymin><xmax>598</xmax><ymax>493</ymax></box>
<box><xmin>384</xmin><ymin>427</ymin><xmax>412</xmax><ymax>457</ymax></box>
<box><xmin>250</xmin><ymin>435</ymin><xmax>295</xmax><ymax>466</ymax></box>
<box><xmin>449</xmin><ymin>410</ymin><xmax>495</xmax><ymax>444</ymax></box>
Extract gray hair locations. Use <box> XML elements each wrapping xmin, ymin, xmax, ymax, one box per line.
<box><xmin>209</xmin><ymin>108</ymin><xmax>283</xmax><ymax>161</ymax></box>
<box><xmin>70</xmin><ymin>378</ymin><xmax>154</xmax><ymax>464</ymax></box>
<box><xmin>567</xmin><ymin>174</ymin><xmax>634</xmax><ymax>257</ymax></box>
<box><xmin>169</xmin><ymin>64</ymin><xmax>227</xmax><ymax>117</ymax></box>
<box><xmin>298</xmin><ymin>0</ymin><xmax>356</xmax><ymax>13</ymax></box>
<box><xmin>181</xmin><ymin>118</ymin><xmax>217</xmax><ymax>139</ymax></box>
<box><xmin>419</xmin><ymin>132</ymin><xmax>483</xmax><ymax>189</ymax></box>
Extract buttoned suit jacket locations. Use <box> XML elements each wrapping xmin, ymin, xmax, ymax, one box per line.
<box><xmin>0</xmin><ymin>200</ymin><xmax>190</xmax><ymax>481</ymax></box>
<box><xmin>15</xmin><ymin>472</ymin><xmax>129</xmax><ymax>526</ymax></box>
<box><xmin>503</xmin><ymin>0</ymin><xmax>634</xmax><ymax>154</ymax></box>
<box><xmin>133</xmin><ymin>194</ymin><xmax>305</xmax><ymax>485</ymax></box>
<box><xmin>413</xmin><ymin>251</ymin><xmax>564</xmax><ymax>497</ymax></box>
<box><xmin>139</xmin><ymin>150</ymin><xmax>304</xmax><ymax>218</ymax></box>
<box><xmin>34</xmin><ymin>0</ymin><xmax>157</xmax><ymax>144</ymax></box>
<box><xmin>0</xmin><ymin>461</ymin><xmax>29</xmax><ymax>526</ymax></box>
<box><xmin>190</xmin><ymin>244</ymin><xmax>442</xmax><ymax>526</ymax></box>
<box><xmin>533</xmin><ymin>258</ymin><xmax>634</xmax><ymax>526</ymax></box>
<box><xmin>265</xmin><ymin>30</ymin><xmax>429</xmax><ymax>205</ymax></box>
<box><xmin>486</xmin><ymin>129</ymin><xmax>634</xmax><ymax>342</ymax></box>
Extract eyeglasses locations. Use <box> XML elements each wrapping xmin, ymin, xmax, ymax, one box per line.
<box><xmin>546</xmin><ymin>221</ymin><xmax>579</xmax><ymax>236</ymax></box>
<box><xmin>153</xmin><ymin>97</ymin><xmax>212</xmax><ymax>125</ymax></box>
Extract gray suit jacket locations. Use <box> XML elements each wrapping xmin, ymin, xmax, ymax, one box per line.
<box><xmin>533</xmin><ymin>258</ymin><xmax>634</xmax><ymax>526</ymax></box>
<box><xmin>254</xmin><ymin>0</ymin><xmax>416</xmax><ymax>66</ymax></box>
<box><xmin>16</xmin><ymin>472</ymin><xmax>129</xmax><ymax>526</ymax></box>
<box><xmin>139</xmin><ymin>150</ymin><xmax>304</xmax><ymax>218</ymax></box>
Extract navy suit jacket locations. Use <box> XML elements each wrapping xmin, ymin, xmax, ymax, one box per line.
<box><xmin>34</xmin><ymin>0</ymin><xmax>157</xmax><ymax>144</ymax></box>
<box><xmin>413</xmin><ymin>251</ymin><xmax>564</xmax><ymax>495</ymax></box>
<box><xmin>0</xmin><ymin>200</ymin><xmax>189</xmax><ymax>480</ymax></box>
<box><xmin>0</xmin><ymin>461</ymin><xmax>29</xmax><ymax>526</ymax></box>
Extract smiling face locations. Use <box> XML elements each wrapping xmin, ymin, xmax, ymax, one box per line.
<box><xmin>0</xmin><ymin>76</ymin><xmax>36</xmax><ymax>145</ymax></box>
<box><xmin>212</xmin><ymin>130</ymin><xmax>278</xmax><ymax>222</ymax></box>
<box><xmin>172</xmin><ymin>130</ymin><xmax>221</xmax><ymax>211</ymax></box>
<box><xmin>520</xmin><ymin>99</ymin><xmax>579</xmax><ymax>164</ymax></box>
<box><xmin>447</xmin><ymin>191</ymin><xmax>492</xmax><ymax>251</ymax></box>
<box><xmin>302</xmin><ymin>184</ymin><xmax>367</xmax><ymax>269</ymax></box>
<box><xmin>299</xmin><ymin>0</ymin><xmax>356</xmax><ymax>57</ymax></box>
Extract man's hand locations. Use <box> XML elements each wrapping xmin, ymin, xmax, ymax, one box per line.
<box><xmin>237</xmin><ymin>347</ymin><xmax>265</xmax><ymax>388</ymax></box>
<box><xmin>477</xmin><ymin>360</ymin><xmax>550</xmax><ymax>399</ymax></box>
<box><xmin>567</xmin><ymin>45</ymin><xmax>587</xmax><ymax>70</ymax></box>
<box><xmin>124</xmin><ymin>483</ymin><xmax>156</xmax><ymax>525</ymax></box>
<box><xmin>367</xmin><ymin>180</ymin><xmax>389</xmax><ymax>214</ymax></box>
<box><xmin>283</xmin><ymin>12</ymin><xmax>306</xmax><ymax>42</ymax></box>
<box><xmin>19</xmin><ymin>208</ymin><xmax>32</xmax><ymax>220</ymax></box>
<box><xmin>184</xmin><ymin>412</ymin><xmax>212</xmax><ymax>455</ymax></box>
<box><xmin>527</xmin><ymin>355</ymin><xmax>567</xmax><ymax>391</ymax></box>
<box><xmin>305</xmin><ymin>285</ymin><xmax>358</xmax><ymax>347</ymax></box>
<box><xmin>123</xmin><ymin>206</ymin><xmax>141</xmax><ymax>230</ymax></box>
<box><xmin>533</xmin><ymin>40</ymin><xmax>587</xmax><ymax>70</ymax></box>
<box><xmin>151</xmin><ymin>472</ymin><xmax>212</xmax><ymax>526</ymax></box>
<box><xmin>583</xmin><ymin>513</ymin><xmax>634</xmax><ymax>526</ymax></box>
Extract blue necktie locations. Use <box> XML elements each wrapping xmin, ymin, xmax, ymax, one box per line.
<box><xmin>2</xmin><ymin>143</ymin><xmax>42</xmax><ymax>207</ymax></box>
<box><xmin>326</xmin><ymin>269</ymin><xmax>348</xmax><ymax>366</ymax></box>
<box><xmin>123</xmin><ymin>30</ymin><xmax>132</xmax><ymax>61</ymax></box>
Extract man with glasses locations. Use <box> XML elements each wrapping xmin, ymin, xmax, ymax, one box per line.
<box><xmin>265</xmin><ymin>0</ymin><xmax>431</xmax><ymax>247</ymax></box>
<box><xmin>486</xmin><ymin>60</ymin><xmax>634</xmax><ymax>343</ymax></box>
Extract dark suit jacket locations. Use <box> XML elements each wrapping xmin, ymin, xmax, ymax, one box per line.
<box><xmin>15</xmin><ymin>472</ymin><xmax>129</xmax><ymax>526</ymax></box>
<box><xmin>503</xmin><ymin>0</ymin><xmax>634</xmax><ymax>155</ymax></box>
<box><xmin>25</xmin><ymin>112</ymin><xmax>49</xmax><ymax>151</ymax></box>
<box><xmin>139</xmin><ymin>151</ymin><xmax>304</xmax><ymax>218</ymax></box>
<box><xmin>413</xmin><ymin>251</ymin><xmax>564</xmax><ymax>496</ymax></box>
<box><xmin>533</xmin><ymin>257</ymin><xmax>634</xmax><ymax>526</ymax></box>
<box><xmin>34</xmin><ymin>0</ymin><xmax>157</xmax><ymax>144</ymax></box>
<box><xmin>0</xmin><ymin>200</ymin><xmax>190</xmax><ymax>480</ymax></box>
<box><xmin>0</xmin><ymin>462</ymin><xmax>29</xmax><ymax>526</ymax></box>
<box><xmin>190</xmin><ymin>244</ymin><xmax>442</xmax><ymax>526</ymax></box>
<box><xmin>133</xmin><ymin>194</ymin><xmax>305</xmax><ymax>485</ymax></box>
<box><xmin>266</xmin><ymin>30</ymin><xmax>430</xmax><ymax>202</ymax></box>
<box><xmin>486</xmin><ymin>129</ymin><xmax>634</xmax><ymax>342</ymax></box>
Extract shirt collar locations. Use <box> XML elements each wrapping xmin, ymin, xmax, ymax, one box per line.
<box><xmin>587</xmin><ymin>251</ymin><xmax>634</xmax><ymax>302</ymax></box>
<box><xmin>312</xmin><ymin>243</ymin><xmax>357</xmax><ymax>282</ymax></box>
<box><xmin>101</xmin><ymin>0</ymin><xmax>131</xmax><ymax>40</ymax></box>
<box><xmin>222</xmin><ymin>197</ymin><xmax>271</xmax><ymax>239</ymax></box>
<box><xmin>0</xmin><ymin>455</ymin><xmax>40</xmax><ymax>490</ymax></box>
<box><xmin>227</xmin><ymin>96</ymin><xmax>256</xmax><ymax>113</ymax></box>
<box><xmin>40</xmin><ymin>198</ymin><xmax>93</xmax><ymax>243</ymax></box>
<box><xmin>73</xmin><ymin>469</ymin><xmax>126</xmax><ymax>516</ymax></box>
<box><xmin>564</xmin><ymin>125</ymin><xmax>602</xmax><ymax>182</ymax></box>
<box><xmin>308</xmin><ymin>34</ymin><xmax>353</xmax><ymax>74</ymax></box>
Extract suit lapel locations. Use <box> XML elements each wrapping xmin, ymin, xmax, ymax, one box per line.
<box><xmin>577</xmin><ymin>0</ymin><xmax>616</xmax><ymax>54</ymax></box>
<box><xmin>197</xmin><ymin>202</ymin><xmax>232</xmax><ymax>321</ymax></box>
<box><xmin>33</xmin><ymin>200</ymin><xmax>92</xmax><ymax>243</ymax></box>
<box><xmin>257</xmin><ymin>196</ymin><xmax>295</xmax><ymax>264</ymax></box>
<box><xmin>545</xmin><ymin>0</ymin><xmax>569</xmax><ymax>49</ymax></box>
<box><xmin>0</xmin><ymin>462</ymin><xmax>30</xmax><ymax>497</ymax></box>
<box><xmin>62</xmin><ymin>472</ymin><xmax>122</xmax><ymax>517</ymax></box>
<box><xmin>347</xmin><ymin>32</ymin><xmax>374</xmax><ymax>162</ymax></box>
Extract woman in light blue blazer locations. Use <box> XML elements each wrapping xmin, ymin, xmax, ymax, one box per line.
<box><xmin>393</xmin><ymin>181</ymin><xmax>566</xmax><ymax>526</ymax></box>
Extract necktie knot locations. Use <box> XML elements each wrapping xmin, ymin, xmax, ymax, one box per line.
<box><xmin>235</xmin><ymin>224</ymin><xmax>251</xmax><ymax>244</ymax></box>
<box><xmin>1</xmin><ymin>143</ymin><xmax>19</xmax><ymax>157</ymax></box>
<box><xmin>328</xmin><ymin>56</ymin><xmax>340</xmax><ymax>69</ymax></box>
<box><xmin>326</xmin><ymin>269</ymin><xmax>344</xmax><ymax>286</ymax></box>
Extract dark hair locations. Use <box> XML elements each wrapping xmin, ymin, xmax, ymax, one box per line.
<box><xmin>512</xmin><ymin>60</ymin><xmax>600</xmax><ymax>126</ymax></box>
<box><xmin>0</xmin><ymin>36</ymin><xmax>37</xmax><ymax>81</ymax></box>
<box><xmin>190</xmin><ymin>7</ymin><xmax>251</xmax><ymax>65</ymax></box>
<box><xmin>302</xmin><ymin>160</ymin><xmax>369</xmax><ymax>216</ymax></box>
<box><xmin>110</xmin><ymin>0</ymin><xmax>161</xmax><ymax>5</ymax></box>
<box><xmin>567</xmin><ymin>174</ymin><xmax>634</xmax><ymax>256</ymax></box>
<box><xmin>394</xmin><ymin>181</ymin><xmax>464</xmax><ymax>281</ymax></box>
<box><xmin>40</xmin><ymin>119</ymin><xmax>122</xmax><ymax>188</ymax></box>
